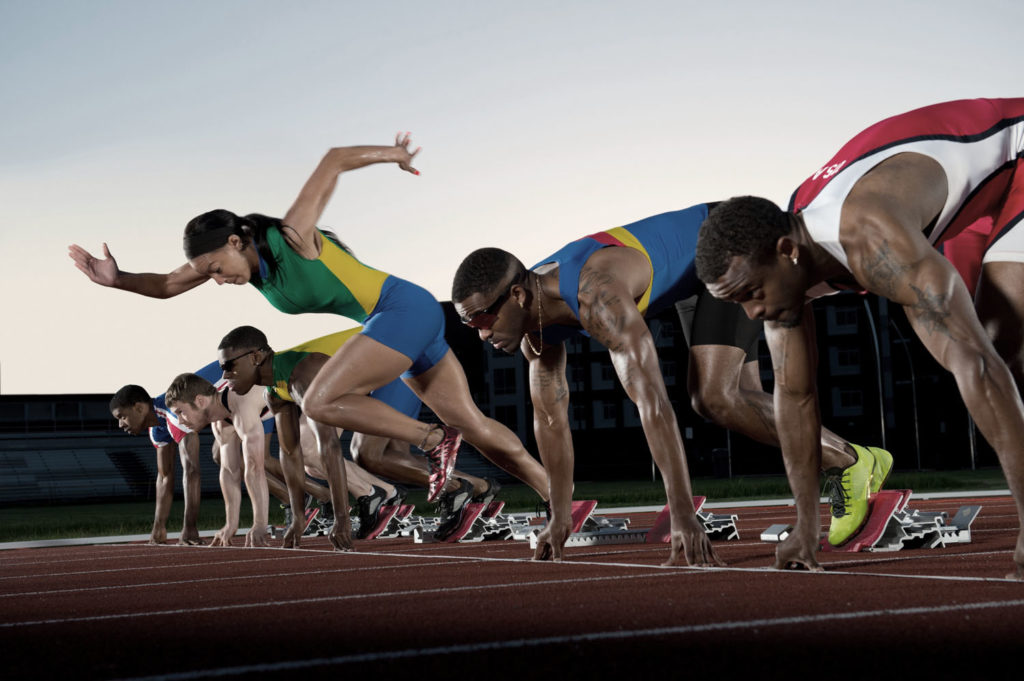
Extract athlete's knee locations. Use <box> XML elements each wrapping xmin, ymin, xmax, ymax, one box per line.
<box><xmin>301</xmin><ymin>392</ymin><xmax>330</xmax><ymax>424</ymax></box>
<box><xmin>689</xmin><ymin>382</ymin><xmax>737</xmax><ymax>424</ymax></box>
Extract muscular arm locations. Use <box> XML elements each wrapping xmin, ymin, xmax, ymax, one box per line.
<box><xmin>269</xmin><ymin>397</ymin><xmax>309</xmax><ymax>547</ymax></box>
<box><xmin>67</xmin><ymin>243</ymin><xmax>209</xmax><ymax>298</ymax></box>
<box><xmin>307</xmin><ymin>416</ymin><xmax>353</xmax><ymax>551</ymax></box>
<box><xmin>577</xmin><ymin>256</ymin><xmax>720</xmax><ymax>566</ymax></box>
<box><xmin>289</xmin><ymin>356</ymin><xmax>353</xmax><ymax>551</ymax></box>
<box><xmin>232</xmin><ymin>397</ymin><xmax>270</xmax><ymax>548</ymax></box>
<box><xmin>527</xmin><ymin>340</ymin><xmax>572</xmax><ymax>560</ymax></box>
<box><xmin>150</xmin><ymin>443</ymin><xmax>175</xmax><ymax>544</ymax></box>
<box><xmin>177</xmin><ymin>431</ymin><xmax>203</xmax><ymax>545</ymax></box>
<box><xmin>282</xmin><ymin>137</ymin><xmax>419</xmax><ymax>254</ymax></box>
<box><xmin>764</xmin><ymin>308</ymin><xmax>824</xmax><ymax>570</ymax></box>
<box><xmin>211</xmin><ymin>420</ymin><xmax>242</xmax><ymax>546</ymax></box>
<box><xmin>847</xmin><ymin>206</ymin><xmax>1024</xmax><ymax>576</ymax></box>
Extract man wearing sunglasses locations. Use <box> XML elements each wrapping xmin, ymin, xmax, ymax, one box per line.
<box><xmin>452</xmin><ymin>204</ymin><xmax>890</xmax><ymax>565</ymax></box>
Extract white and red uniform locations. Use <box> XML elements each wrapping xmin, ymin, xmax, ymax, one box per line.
<box><xmin>789</xmin><ymin>98</ymin><xmax>1024</xmax><ymax>296</ymax></box>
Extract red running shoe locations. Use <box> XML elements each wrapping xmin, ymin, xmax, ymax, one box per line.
<box><xmin>426</xmin><ymin>425</ymin><xmax>461</xmax><ymax>502</ymax></box>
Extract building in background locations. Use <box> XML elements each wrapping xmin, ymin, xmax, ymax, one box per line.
<box><xmin>0</xmin><ymin>297</ymin><xmax>993</xmax><ymax>506</ymax></box>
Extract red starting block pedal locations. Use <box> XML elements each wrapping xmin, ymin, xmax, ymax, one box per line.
<box><xmin>394</xmin><ymin>504</ymin><xmax>415</xmax><ymax>521</ymax></box>
<box><xmin>645</xmin><ymin>496</ymin><xmax>706</xmax><ymax>544</ymax></box>
<box><xmin>570</xmin><ymin>500</ymin><xmax>599</xmax><ymax>533</ymax></box>
<box><xmin>484</xmin><ymin>500</ymin><xmax>505</xmax><ymax>518</ymax></box>
<box><xmin>820</xmin><ymin>489</ymin><xmax>910</xmax><ymax>552</ymax></box>
<box><xmin>440</xmin><ymin>502</ymin><xmax>488</xmax><ymax>543</ymax></box>
<box><xmin>362</xmin><ymin>505</ymin><xmax>401</xmax><ymax>541</ymax></box>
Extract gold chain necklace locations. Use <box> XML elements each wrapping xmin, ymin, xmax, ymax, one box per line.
<box><xmin>523</xmin><ymin>273</ymin><xmax>544</xmax><ymax>355</ymax></box>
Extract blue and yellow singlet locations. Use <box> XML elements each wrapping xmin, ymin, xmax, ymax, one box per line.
<box><xmin>531</xmin><ymin>204</ymin><xmax>710</xmax><ymax>339</ymax></box>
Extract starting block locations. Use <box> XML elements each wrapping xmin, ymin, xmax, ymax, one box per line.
<box><xmin>645</xmin><ymin>496</ymin><xmax>741</xmax><ymax>543</ymax></box>
<box><xmin>359</xmin><ymin>504</ymin><xmax>402</xmax><ymax>541</ymax></box>
<box><xmin>759</xmin><ymin>490</ymin><xmax>983</xmax><ymax>552</ymax></box>
<box><xmin>413</xmin><ymin>500</ymin><xmax>508</xmax><ymax>543</ymax></box>
<box><xmin>375</xmin><ymin>504</ymin><xmax>418</xmax><ymax>539</ymax></box>
<box><xmin>270</xmin><ymin>507</ymin><xmax>321</xmax><ymax>539</ymax></box>
<box><xmin>529</xmin><ymin>500</ymin><xmax>643</xmax><ymax>549</ymax></box>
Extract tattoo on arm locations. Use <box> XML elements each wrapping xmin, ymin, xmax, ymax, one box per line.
<box><xmin>535</xmin><ymin>362</ymin><xmax>569</xmax><ymax>404</ymax></box>
<box><xmin>861</xmin><ymin>240</ymin><xmax>954</xmax><ymax>340</ymax></box>
<box><xmin>859</xmin><ymin>240</ymin><xmax>910</xmax><ymax>299</ymax></box>
<box><xmin>907</xmin><ymin>283</ymin><xmax>953</xmax><ymax>340</ymax></box>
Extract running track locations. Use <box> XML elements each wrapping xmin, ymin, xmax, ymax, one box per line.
<box><xmin>2</xmin><ymin>495</ymin><xmax>1022</xmax><ymax>680</ymax></box>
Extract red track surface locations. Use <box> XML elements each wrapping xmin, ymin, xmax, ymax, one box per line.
<box><xmin>2</xmin><ymin>496</ymin><xmax>1022</xmax><ymax>680</ymax></box>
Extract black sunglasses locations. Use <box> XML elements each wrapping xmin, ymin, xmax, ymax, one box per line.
<box><xmin>220</xmin><ymin>348</ymin><xmax>263</xmax><ymax>372</ymax></box>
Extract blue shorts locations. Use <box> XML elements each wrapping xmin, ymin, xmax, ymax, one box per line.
<box><xmin>362</xmin><ymin>276</ymin><xmax>449</xmax><ymax>378</ymax></box>
<box><xmin>369</xmin><ymin>377</ymin><xmax>423</xmax><ymax>420</ymax></box>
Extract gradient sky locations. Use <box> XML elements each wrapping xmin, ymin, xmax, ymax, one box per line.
<box><xmin>2</xmin><ymin>0</ymin><xmax>1021</xmax><ymax>394</ymax></box>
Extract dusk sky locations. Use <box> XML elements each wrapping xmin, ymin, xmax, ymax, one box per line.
<box><xmin>2</xmin><ymin>0</ymin><xmax>1021</xmax><ymax>394</ymax></box>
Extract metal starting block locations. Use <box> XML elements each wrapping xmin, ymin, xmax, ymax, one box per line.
<box><xmin>413</xmin><ymin>501</ymin><xmax>511</xmax><ymax>543</ymax></box>
<box><xmin>374</xmin><ymin>504</ymin><xmax>419</xmax><ymax>539</ymax></box>
<box><xmin>528</xmin><ymin>500</ymin><xmax>645</xmax><ymax>549</ymax></box>
<box><xmin>856</xmin><ymin>490</ymin><xmax>981</xmax><ymax>552</ymax></box>
<box><xmin>759</xmin><ymin>490</ymin><xmax>982</xmax><ymax>552</ymax></box>
<box><xmin>760</xmin><ymin>524</ymin><xmax>792</xmax><ymax>542</ymax></box>
<box><xmin>645</xmin><ymin>496</ymin><xmax>741</xmax><ymax>543</ymax></box>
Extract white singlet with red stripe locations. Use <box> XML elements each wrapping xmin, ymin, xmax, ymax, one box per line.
<box><xmin>789</xmin><ymin>98</ymin><xmax>1024</xmax><ymax>282</ymax></box>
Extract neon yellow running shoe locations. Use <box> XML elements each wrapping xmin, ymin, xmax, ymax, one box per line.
<box><xmin>825</xmin><ymin>444</ymin><xmax>875</xmax><ymax>546</ymax></box>
<box><xmin>867</xmin><ymin>446</ymin><xmax>893</xmax><ymax>494</ymax></box>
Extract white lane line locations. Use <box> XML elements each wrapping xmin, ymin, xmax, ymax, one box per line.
<box><xmin>0</xmin><ymin>551</ymin><xmax>352</xmax><ymax>581</ymax></box>
<box><xmin>823</xmin><ymin>548</ymin><xmax>1013</xmax><ymax>568</ymax></box>
<box><xmin>357</xmin><ymin>548</ymin><xmax>1023</xmax><ymax>584</ymax></box>
<box><xmin>0</xmin><ymin>571</ymin><xmax>680</xmax><ymax>628</ymax></box>
<box><xmin>0</xmin><ymin>560</ymin><xmax>480</xmax><ymax>599</ymax></box>
<box><xmin>110</xmin><ymin>596</ymin><xmax>1024</xmax><ymax>680</ymax></box>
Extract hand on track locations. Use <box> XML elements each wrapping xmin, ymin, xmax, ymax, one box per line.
<box><xmin>147</xmin><ymin>527</ymin><xmax>167</xmax><ymax>546</ymax></box>
<box><xmin>209</xmin><ymin>526</ymin><xmax>234</xmax><ymax>547</ymax></box>
<box><xmin>329</xmin><ymin>523</ymin><xmax>354</xmax><ymax>552</ymax></box>
<box><xmin>665</xmin><ymin>514</ymin><xmax>725</xmax><ymax>567</ymax></box>
<box><xmin>178</xmin><ymin>528</ymin><xmax>205</xmax><ymax>546</ymax></box>
<box><xmin>772</xmin><ymin>530</ymin><xmax>823</xmax><ymax>572</ymax></box>
<box><xmin>532</xmin><ymin>520</ymin><xmax>571</xmax><ymax>562</ymax></box>
<box><xmin>282</xmin><ymin>521</ymin><xmax>303</xmax><ymax>549</ymax></box>
<box><xmin>245</xmin><ymin>527</ymin><xmax>270</xmax><ymax>548</ymax></box>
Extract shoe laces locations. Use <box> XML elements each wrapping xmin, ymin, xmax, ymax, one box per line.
<box><xmin>823</xmin><ymin>471</ymin><xmax>850</xmax><ymax>519</ymax></box>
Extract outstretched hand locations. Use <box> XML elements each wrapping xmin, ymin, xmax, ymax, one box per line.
<box><xmin>68</xmin><ymin>243</ymin><xmax>119</xmax><ymax>286</ymax></box>
<box><xmin>664</xmin><ymin>514</ymin><xmax>725</xmax><ymax>567</ymax></box>
<box><xmin>772</xmin><ymin>531</ymin><xmax>823</xmax><ymax>572</ymax></box>
<box><xmin>393</xmin><ymin>132</ymin><xmax>421</xmax><ymax>175</ymax></box>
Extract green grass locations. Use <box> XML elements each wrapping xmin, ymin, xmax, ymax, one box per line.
<box><xmin>0</xmin><ymin>468</ymin><xmax>1008</xmax><ymax>543</ymax></box>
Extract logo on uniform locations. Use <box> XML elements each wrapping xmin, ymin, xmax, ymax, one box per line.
<box><xmin>812</xmin><ymin>160</ymin><xmax>846</xmax><ymax>181</ymax></box>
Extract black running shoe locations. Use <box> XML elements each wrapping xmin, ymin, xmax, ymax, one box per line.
<box><xmin>355</xmin><ymin>485</ymin><xmax>388</xmax><ymax>540</ymax></box>
<box><xmin>435</xmin><ymin>478</ymin><xmax>475</xmax><ymax>541</ymax></box>
<box><xmin>471</xmin><ymin>477</ymin><xmax>501</xmax><ymax>506</ymax></box>
<box><xmin>384</xmin><ymin>485</ymin><xmax>408</xmax><ymax>508</ymax></box>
